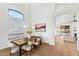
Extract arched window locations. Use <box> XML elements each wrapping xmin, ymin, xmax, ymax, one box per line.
<box><xmin>8</xmin><ymin>9</ymin><xmax>24</xmax><ymax>37</ymax></box>
<box><xmin>8</xmin><ymin>9</ymin><xmax>24</xmax><ymax>19</ymax></box>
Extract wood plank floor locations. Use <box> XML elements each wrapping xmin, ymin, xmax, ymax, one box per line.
<box><xmin>0</xmin><ymin>36</ymin><xmax>79</xmax><ymax>56</ymax></box>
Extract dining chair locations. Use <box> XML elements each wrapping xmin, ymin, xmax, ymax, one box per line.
<box><xmin>33</xmin><ymin>37</ymin><xmax>41</xmax><ymax>45</ymax></box>
<box><xmin>7</xmin><ymin>41</ymin><xmax>19</xmax><ymax>56</ymax></box>
<box><xmin>22</xmin><ymin>40</ymin><xmax>34</xmax><ymax>56</ymax></box>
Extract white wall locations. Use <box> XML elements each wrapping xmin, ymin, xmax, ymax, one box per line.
<box><xmin>30</xmin><ymin>4</ymin><xmax>56</xmax><ymax>45</ymax></box>
<box><xmin>77</xmin><ymin>13</ymin><xmax>79</xmax><ymax>51</ymax></box>
<box><xmin>0</xmin><ymin>3</ymin><xmax>30</xmax><ymax>50</ymax></box>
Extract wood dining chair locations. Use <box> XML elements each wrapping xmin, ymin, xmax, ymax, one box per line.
<box><xmin>7</xmin><ymin>41</ymin><xmax>19</xmax><ymax>56</ymax></box>
<box><xmin>22</xmin><ymin>40</ymin><xmax>34</xmax><ymax>56</ymax></box>
<box><xmin>33</xmin><ymin>37</ymin><xmax>41</xmax><ymax>46</ymax></box>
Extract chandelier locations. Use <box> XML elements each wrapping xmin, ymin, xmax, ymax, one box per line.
<box><xmin>72</xmin><ymin>15</ymin><xmax>77</xmax><ymax>22</ymax></box>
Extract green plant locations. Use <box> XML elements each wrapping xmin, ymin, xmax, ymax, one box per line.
<box><xmin>26</xmin><ymin>30</ymin><xmax>32</xmax><ymax>35</ymax></box>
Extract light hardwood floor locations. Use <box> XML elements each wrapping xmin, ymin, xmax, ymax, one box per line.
<box><xmin>0</xmin><ymin>36</ymin><xmax>79</xmax><ymax>56</ymax></box>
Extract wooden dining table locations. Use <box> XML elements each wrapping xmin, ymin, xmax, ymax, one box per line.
<box><xmin>11</xmin><ymin>38</ymin><xmax>28</xmax><ymax>56</ymax></box>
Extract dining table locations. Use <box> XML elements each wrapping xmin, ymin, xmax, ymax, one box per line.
<box><xmin>11</xmin><ymin>37</ymin><xmax>28</xmax><ymax>56</ymax></box>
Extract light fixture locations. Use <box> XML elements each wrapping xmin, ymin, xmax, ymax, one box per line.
<box><xmin>23</xmin><ymin>25</ymin><xmax>26</xmax><ymax>28</ymax></box>
<box><xmin>73</xmin><ymin>15</ymin><xmax>77</xmax><ymax>22</ymax></box>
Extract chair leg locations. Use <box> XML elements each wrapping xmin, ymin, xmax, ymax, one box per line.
<box><xmin>10</xmin><ymin>53</ymin><xmax>14</xmax><ymax>56</ymax></box>
<box><xmin>15</xmin><ymin>51</ymin><xmax>18</xmax><ymax>56</ymax></box>
<box><xmin>28</xmin><ymin>50</ymin><xmax>31</xmax><ymax>56</ymax></box>
<box><xmin>10</xmin><ymin>52</ymin><xmax>11</xmax><ymax>56</ymax></box>
<box><xmin>10</xmin><ymin>48</ymin><xmax>11</xmax><ymax>56</ymax></box>
<box><xmin>28</xmin><ymin>51</ymin><xmax>30</xmax><ymax>56</ymax></box>
<box><xmin>32</xmin><ymin>45</ymin><xmax>34</xmax><ymax>48</ymax></box>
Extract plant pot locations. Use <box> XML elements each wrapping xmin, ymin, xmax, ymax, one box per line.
<box><xmin>27</xmin><ymin>34</ymin><xmax>31</xmax><ymax>39</ymax></box>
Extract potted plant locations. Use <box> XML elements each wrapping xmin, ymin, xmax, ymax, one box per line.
<box><xmin>26</xmin><ymin>30</ymin><xmax>32</xmax><ymax>39</ymax></box>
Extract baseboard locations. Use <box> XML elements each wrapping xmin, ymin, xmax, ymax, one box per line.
<box><xmin>42</xmin><ymin>41</ymin><xmax>55</xmax><ymax>46</ymax></box>
<box><xmin>0</xmin><ymin>46</ymin><xmax>8</xmax><ymax>50</ymax></box>
<box><xmin>49</xmin><ymin>43</ymin><xmax>55</xmax><ymax>46</ymax></box>
<box><xmin>77</xmin><ymin>47</ymin><xmax>79</xmax><ymax>51</ymax></box>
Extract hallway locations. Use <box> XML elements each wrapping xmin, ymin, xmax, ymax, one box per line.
<box><xmin>56</xmin><ymin>35</ymin><xmax>77</xmax><ymax>56</ymax></box>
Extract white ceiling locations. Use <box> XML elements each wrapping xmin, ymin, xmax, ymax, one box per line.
<box><xmin>28</xmin><ymin>3</ymin><xmax>79</xmax><ymax>16</ymax></box>
<box><xmin>56</xmin><ymin>3</ymin><xmax>76</xmax><ymax>11</ymax></box>
<box><xmin>55</xmin><ymin>3</ymin><xmax>79</xmax><ymax>16</ymax></box>
<box><xmin>56</xmin><ymin>3</ymin><xmax>76</xmax><ymax>9</ymax></box>
<box><xmin>15</xmin><ymin>3</ymin><xmax>79</xmax><ymax>16</ymax></box>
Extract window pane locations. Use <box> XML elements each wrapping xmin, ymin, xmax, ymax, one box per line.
<box><xmin>8</xmin><ymin>9</ymin><xmax>24</xmax><ymax>37</ymax></box>
<box><xmin>8</xmin><ymin>9</ymin><xmax>24</xmax><ymax>19</ymax></box>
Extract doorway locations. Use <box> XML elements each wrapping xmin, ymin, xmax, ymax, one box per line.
<box><xmin>55</xmin><ymin>14</ymin><xmax>77</xmax><ymax>52</ymax></box>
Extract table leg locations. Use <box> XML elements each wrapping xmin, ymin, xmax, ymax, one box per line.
<box><xmin>19</xmin><ymin>46</ymin><xmax>21</xmax><ymax>56</ymax></box>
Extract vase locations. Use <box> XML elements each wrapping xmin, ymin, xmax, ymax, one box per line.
<box><xmin>27</xmin><ymin>34</ymin><xmax>31</xmax><ymax>39</ymax></box>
